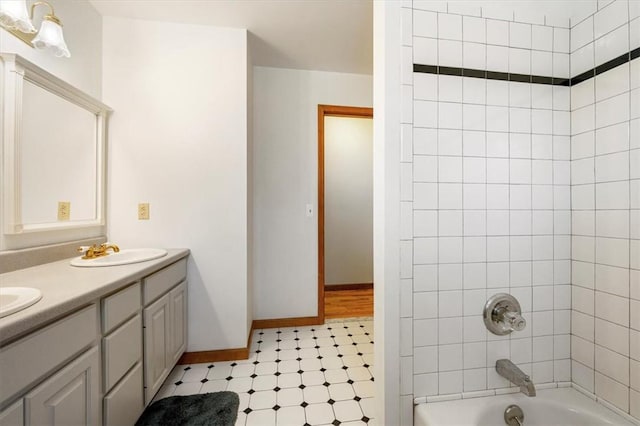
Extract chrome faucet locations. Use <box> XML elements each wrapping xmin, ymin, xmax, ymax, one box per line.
<box><xmin>496</xmin><ymin>359</ymin><xmax>536</xmax><ymax>397</ymax></box>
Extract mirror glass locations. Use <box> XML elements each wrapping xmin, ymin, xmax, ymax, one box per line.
<box><xmin>20</xmin><ymin>80</ymin><xmax>98</xmax><ymax>224</ymax></box>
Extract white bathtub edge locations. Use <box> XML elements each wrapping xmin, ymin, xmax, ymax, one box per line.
<box><xmin>414</xmin><ymin>382</ymin><xmax>564</xmax><ymax>405</ymax></box>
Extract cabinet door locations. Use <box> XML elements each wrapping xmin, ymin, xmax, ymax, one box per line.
<box><xmin>0</xmin><ymin>399</ymin><xmax>24</xmax><ymax>426</ymax></box>
<box><xmin>24</xmin><ymin>346</ymin><xmax>100</xmax><ymax>426</ymax></box>
<box><xmin>169</xmin><ymin>281</ymin><xmax>187</xmax><ymax>366</ymax></box>
<box><xmin>143</xmin><ymin>293</ymin><xmax>170</xmax><ymax>405</ymax></box>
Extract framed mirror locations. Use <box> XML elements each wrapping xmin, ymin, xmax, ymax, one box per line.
<box><xmin>1</xmin><ymin>53</ymin><xmax>111</xmax><ymax>235</ymax></box>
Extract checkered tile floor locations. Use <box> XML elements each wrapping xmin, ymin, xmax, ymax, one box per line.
<box><xmin>154</xmin><ymin>319</ymin><xmax>375</xmax><ymax>425</ymax></box>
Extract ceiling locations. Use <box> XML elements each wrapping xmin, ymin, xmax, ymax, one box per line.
<box><xmin>89</xmin><ymin>0</ymin><xmax>374</xmax><ymax>75</ymax></box>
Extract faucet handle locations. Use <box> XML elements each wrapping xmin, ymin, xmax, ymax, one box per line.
<box><xmin>503</xmin><ymin>310</ymin><xmax>526</xmax><ymax>332</ymax></box>
<box><xmin>77</xmin><ymin>245</ymin><xmax>90</xmax><ymax>253</ymax></box>
<box><xmin>484</xmin><ymin>293</ymin><xmax>526</xmax><ymax>335</ymax></box>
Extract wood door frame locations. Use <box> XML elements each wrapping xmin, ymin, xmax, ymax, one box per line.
<box><xmin>317</xmin><ymin>104</ymin><xmax>374</xmax><ymax>322</ymax></box>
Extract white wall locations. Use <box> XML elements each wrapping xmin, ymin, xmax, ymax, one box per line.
<box><xmin>324</xmin><ymin>116</ymin><xmax>373</xmax><ymax>285</ymax></box>
<box><xmin>0</xmin><ymin>0</ymin><xmax>102</xmax><ymax>98</ymax></box>
<box><xmin>102</xmin><ymin>16</ymin><xmax>251</xmax><ymax>351</ymax></box>
<box><xmin>252</xmin><ymin>66</ymin><xmax>372</xmax><ymax>320</ymax></box>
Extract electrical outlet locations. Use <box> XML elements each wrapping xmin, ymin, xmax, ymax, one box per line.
<box><xmin>138</xmin><ymin>203</ymin><xmax>150</xmax><ymax>220</ymax></box>
<box><xmin>57</xmin><ymin>201</ymin><xmax>70</xmax><ymax>221</ymax></box>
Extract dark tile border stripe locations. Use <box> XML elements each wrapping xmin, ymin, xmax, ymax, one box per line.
<box><xmin>413</xmin><ymin>47</ymin><xmax>640</xmax><ymax>87</ymax></box>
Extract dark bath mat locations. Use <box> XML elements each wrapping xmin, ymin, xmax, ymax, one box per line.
<box><xmin>136</xmin><ymin>391</ymin><xmax>239</xmax><ymax>426</ymax></box>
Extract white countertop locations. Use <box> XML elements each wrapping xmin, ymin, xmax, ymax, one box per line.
<box><xmin>0</xmin><ymin>248</ymin><xmax>189</xmax><ymax>343</ymax></box>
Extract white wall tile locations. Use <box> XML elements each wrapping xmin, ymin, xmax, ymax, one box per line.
<box><xmin>439</xmin><ymin>13</ymin><xmax>462</xmax><ymax>41</ymax></box>
<box><xmin>439</xmin><ymin>102</ymin><xmax>463</xmax><ymax>129</ymax></box>
<box><xmin>596</xmin><ymin>290</ymin><xmax>630</xmax><ymax>326</ymax></box>
<box><xmin>414</xmin><ymin>156</ymin><xmax>439</xmax><ymax>182</ymax></box>
<box><xmin>439</xmin><ymin>129</ymin><xmax>463</xmax><ymax>156</ymax></box>
<box><xmin>414</xmin><ymin>318</ymin><xmax>439</xmax><ymax>347</ymax></box>
<box><xmin>553</xmin><ymin>27</ymin><xmax>570</xmax><ymax>53</ymax></box>
<box><xmin>595</xmin><ymin>318</ymin><xmax>629</xmax><ymax>356</ymax></box>
<box><xmin>414</xmin><ymin>10</ymin><xmax>438</xmax><ymax>38</ymax></box>
<box><xmin>595</xmin><ymin>24</ymin><xmax>629</xmax><ymax>66</ymax></box>
<box><xmin>415</xmin><ymin>264</ymin><xmax>438</xmax><ymax>292</ymax></box>
<box><xmin>414</xmin><ymin>346</ymin><xmax>439</xmax><ymax>374</ymax></box>
<box><xmin>463</xmin><ymin>16</ymin><xmax>486</xmax><ymax>43</ymax></box>
<box><xmin>415</xmin><ymin>128</ymin><xmax>438</xmax><ymax>155</ymax></box>
<box><xmin>594</xmin><ymin>0</ymin><xmax>629</xmax><ymax>39</ymax></box>
<box><xmin>572</xmin><ymin>17</ymin><xmax>594</xmax><ymax>52</ymax></box>
<box><xmin>439</xmin><ymin>183</ymin><xmax>463</xmax><ymax>209</ymax></box>
<box><xmin>532</xmin><ymin>25</ymin><xmax>553</xmax><ymax>51</ymax></box>
<box><xmin>463</xmin><ymin>131</ymin><xmax>486</xmax><ymax>157</ymax></box>
<box><xmin>414</xmin><ymin>237</ymin><xmax>438</xmax><ymax>265</ymax></box>
<box><xmin>553</xmin><ymin>53</ymin><xmax>570</xmax><ymax>79</ymax></box>
<box><xmin>414</xmin><ymin>36</ymin><xmax>439</xmax><ymax>65</ymax></box>
<box><xmin>438</xmin><ymin>39</ymin><xmax>463</xmax><ymax>67</ymax></box>
<box><xmin>414</xmin><ymin>291</ymin><xmax>439</xmax><ymax>319</ymax></box>
<box><xmin>463</xmin><ymin>78</ymin><xmax>486</xmax><ymax>105</ymax></box>
<box><xmin>595</xmin><ymin>63</ymin><xmax>630</xmax><ymax>103</ymax></box>
<box><xmin>595</xmin><ymin>122</ymin><xmax>629</xmax><ymax>155</ymax></box>
<box><xmin>414</xmin><ymin>73</ymin><xmax>438</xmax><ymax>101</ymax></box>
<box><xmin>509</xmin><ymin>48</ymin><xmax>531</xmax><ymax>75</ymax></box>
<box><xmin>510</xmin><ymin>22</ymin><xmax>531</xmax><ymax>49</ymax></box>
<box><xmin>415</xmin><ymin>100</ymin><xmax>438</xmax><ymax>128</ymax></box>
<box><xmin>572</xmin><ymin>43</ymin><xmax>595</xmax><ymax>77</ymax></box>
<box><xmin>596</xmin><ymin>181</ymin><xmax>629</xmax><ymax>210</ymax></box>
<box><xmin>463</xmin><ymin>42</ymin><xmax>486</xmax><ymax>70</ymax></box>
<box><xmin>486</xmin><ymin>19</ymin><xmax>509</xmax><ymax>46</ymax></box>
<box><xmin>486</xmin><ymin>45</ymin><xmax>509</xmax><ymax>73</ymax></box>
<box><xmin>595</xmin><ymin>372</ymin><xmax>629</xmax><ymax>412</ymax></box>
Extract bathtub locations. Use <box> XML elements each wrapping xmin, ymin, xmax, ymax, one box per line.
<box><xmin>414</xmin><ymin>387</ymin><xmax>638</xmax><ymax>426</ymax></box>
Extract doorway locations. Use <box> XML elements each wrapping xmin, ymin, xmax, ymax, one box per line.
<box><xmin>317</xmin><ymin>104</ymin><xmax>374</xmax><ymax>320</ymax></box>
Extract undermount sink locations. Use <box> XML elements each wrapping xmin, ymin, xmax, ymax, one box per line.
<box><xmin>0</xmin><ymin>287</ymin><xmax>42</xmax><ymax>318</ymax></box>
<box><xmin>70</xmin><ymin>248</ymin><xmax>168</xmax><ymax>267</ymax></box>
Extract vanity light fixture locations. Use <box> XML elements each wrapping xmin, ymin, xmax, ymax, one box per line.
<box><xmin>0</xmin><ymin>0</ymin><xmax>70</xmax><ymax>57</ymax></box>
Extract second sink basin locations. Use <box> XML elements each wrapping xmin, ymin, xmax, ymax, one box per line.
<box><xmin>70</xmin><ymin>248</ymin><xmax>168</xmax><ymax>267</ymax></box>
<box><xmin>0</xmin><ymin>287</ymin><xmax>42</xmax><ymax>318</ymax></box>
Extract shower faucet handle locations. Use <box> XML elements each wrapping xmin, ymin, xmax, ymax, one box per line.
<box><xmin>483</xmin><ymin>293</ymin><xmax>526</xmax><ymax>335</ymax></box>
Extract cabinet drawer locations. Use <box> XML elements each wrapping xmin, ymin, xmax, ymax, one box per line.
<box><xmin>0</xmin><ymin>304</ymin><xmax>97</xmax><ymax>405</ymax></box>
<box><xmin>104</xmin><ymin>362</ymin><xmax>144</xmax><ymax>426</ymax></box>
<box><xmin>103</xmin><ymin>314</ymin><xmax>142</xmax><ymax>392</ymax></box>
<box><xmin>102</xmin><ymin>282</ymin><xmax>141</xmax><ymax>333</ymax></box>
<box><xmin>143</xmin><ymin>258</ymin><xmax>187</xmax><ymax>305</ymax></box>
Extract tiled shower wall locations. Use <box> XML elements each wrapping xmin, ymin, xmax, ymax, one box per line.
<box><xmin>398</xmin><ymin>0</ymin><xmax>639</xmax><ymax>424</ymax></box>
<box><xmin>399</xmin><ymin>1</ymin><xmax>572</xmax><ymax>410</ymax></box>
<box><xmin>569</xmin><ymin>0</ymin><xmax>640</xmax><ymax>419</ymax></box>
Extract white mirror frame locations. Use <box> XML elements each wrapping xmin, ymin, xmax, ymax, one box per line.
<box><xmin>1</xmin><ymin>53</ymin><xmax>111</xmax><ymax>235</ymax></box>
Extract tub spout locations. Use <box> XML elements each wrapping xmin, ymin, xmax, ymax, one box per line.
<box><xmin>496</xmin><ymin>359</ymin><xmax>536</xmax><ymax>397</ymax></box>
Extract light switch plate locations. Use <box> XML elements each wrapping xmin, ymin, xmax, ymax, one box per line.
<box><xmin>57</xmin><ymin>201</ymin><xmax>70</xmax><ymax>221</ymax></box>
<box><xmin>138</xmin><ymin>203</ymin><xmax>150</xmax><ymax>220</ymax></box>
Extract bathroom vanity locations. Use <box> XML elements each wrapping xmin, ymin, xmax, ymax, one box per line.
<box><xmin>0</xmin><ymin>248</ymin><xmax>189</xmax><ymax>425</ymax></box>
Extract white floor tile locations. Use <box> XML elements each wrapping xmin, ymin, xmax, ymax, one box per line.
<box><xmin>278</xmin><ymin>372</ymin><xmax>302</xmax><ymax>388</ymax></box>
<box><xmin>276</xmin><ymin>405</ymin><xmax>306</xmax><ymax>426</ymax></box>
<box><xmin>305</xmin><ymin>402</ymin><xmax>335</xmax><ymax>424</ymax></box>
<box><xmin>303</xmin><ymin>385</ymin><xmax>331</xmax><ymax>404</ymax></box>
<box><xmin>277</xmin><ymin>387</ymin><xmax>304</xmax><ymax>407</ymax></box>
<box><xmin>249</xmin><ymin>390</ymin><xmax>277</xmax><ymax>410</ymax></box>
<box><xmin>328</xmin><ymin>383</ymin><xmax>356</xmax><ymax>401</ymax></box>
<box><xmin>333</xmin><ymin>399</ymin><xmax>364</xmax><ymax>422</ymax></box>
<box><xmin>245</xmin><ymin>408</ymin><xmax>276</xmax><ymax>426</ymax></box>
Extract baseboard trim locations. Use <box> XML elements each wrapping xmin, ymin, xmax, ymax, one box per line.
<box><xmin>178</xmin><ymin>317</ymin><xmax>323</xmax><ymax>364</ymax></box>
<box><xmin>252</xmin><ymin>316</ymin><xmax>323</xmax><ymax>329</ymax></box>
<box><xmin>325</xmin><ymin>283</ymin><xmax>373</xmax><ymax>291</ymax></box>
<box><xmin>179</xmin><ymin>347</ymin><xmax>249</xmax><ymax>364</ymax></box>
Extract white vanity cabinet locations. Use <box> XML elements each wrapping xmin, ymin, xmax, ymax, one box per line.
<box><xmin>142</xmin><ymin>258</ymin><xmax>187</xmax><ymax>404</ymax></box>
<box><xmin>0</xmin><ymin>252</ymin><xmax>189</xmax><ymax>426</ymax></box>
<box><xmin>0</xmin><ymin>305</ymin><xmax>100</xmax><ymax>425</ymax></box>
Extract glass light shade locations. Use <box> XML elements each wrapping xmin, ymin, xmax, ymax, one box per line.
<box><xmin>0</xmin><ymin>0</ymin><xmax>36</xmax><ymax>33</ymax></box>
<box><xmin>32</xmin><ymin>18</ymin><xmax>70</xmax><ymax>58</ymax></box>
